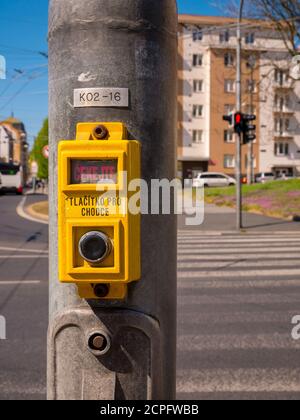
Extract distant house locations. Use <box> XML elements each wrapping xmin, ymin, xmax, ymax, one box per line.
<box><xmin>0</xmin><ymin>117</ymin><xmax>29</xmax><ymax>183</ymax></box>
<box><xmin>0</xmin><ymin>125</ymin><xmax>10</xmax><ymax>162</ymax></box>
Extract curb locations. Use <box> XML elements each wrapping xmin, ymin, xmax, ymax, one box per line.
<box><xmin>16</xmin><ymin>196</ymin><xmax>49</xmax><ymax>225</ymax></box>
<box><xmin>27</xmin><ymin>202</ymin><xmax>49</xmax><ymax>223</ymax></box>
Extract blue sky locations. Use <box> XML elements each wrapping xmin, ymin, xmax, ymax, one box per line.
<box><xmin>0</xmin><ymin>1</ymin><xmax>222</xmax><ymax>145</ymax></box>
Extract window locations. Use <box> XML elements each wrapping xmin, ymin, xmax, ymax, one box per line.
<box><xmin>220</xmin><ymin>30</ymin><xmax>230</xmax><ymax>43</ymax></box>
<box><xmin>285</xmin><ymin>118</ymin><xmax>290</xmax><ymax>132</ymax></box>
<box><xmin>245</xmin><ymin>33</ymin><xmax>255</xmax><ymax>44</ymax></box>
<box><xmin>275</xmin><ymin>118</ymin><xmax>283</xmax><ymax>133</ymax></box>
<box><xmin>193</xmin><ymin>30</ymin><xmax>203</xmax><ymax>42</ymax></box>
<box><xmin>193</xmin><ymin>105</ymin><xmax>203</xmax><ymax>118</ymax></box>
<box><xmin>224</xmin><ymin>155</ymin><xmax>235</xmax><ymax>168</ymax></box>
<box><xmin>193</xmin><ymin>80</ymin><xmax>203</xmax><ymax>93</ymax></box>
<box><xmin>275</xmin><ymin>117</ymin><xmax>290</xmax><ymax>133</ymax></box>
<box><xmin>246</xmin><ymin>80</ymin><xmax>256</xmax><ymax>93</ymax></box>
<box><xmin>224</xmin><ymin>104</ymin><xmax>235</xmax><ymax>115</ymax></box>
<box><xmin>224</xmin><ymin>130</ymin><xmax>234</xmax><ymax>143</ymax></box>
<box><xmin>193</xmin><ymin>54</ymin><xmax>203</xmax><ymax>67</ymax></box>
<box><xmin>192</xmin><ymin>130</ymin><xmax>203</xmax><ymax>144</ymax></box>
<box><xmin>275</xmin><ymin>69</ymin><xmax>289</xmax><ymax>85</ymax></box>
<box><xmin>225</xmin><ymin>79</ymin><xmax>235</xmax><ymax>93</ymax></box>
<box><xmin>224</xmin><ymin>53</ymin><xmax>235</xmax><ymax>67</ymax></box>
<box><xmin>275</xmin><ymin>142</ymin><xmax>289</xmax><ymax>156</ymax></box>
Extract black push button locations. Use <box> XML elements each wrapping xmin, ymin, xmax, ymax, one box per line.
<box><xmin>79</xmin><ymin>231</ymin><xmax>111</xmax><ymax>263</ymax></box>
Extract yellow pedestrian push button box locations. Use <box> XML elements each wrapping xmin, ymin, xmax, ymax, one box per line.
<box><xmin>58</xmin><ymin>122</ymin><xmax>141</xmax><ymax>300</ymax></box>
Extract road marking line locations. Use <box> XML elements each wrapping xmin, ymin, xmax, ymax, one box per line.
<box><xmin>0</xmin><ymin>247</ymin><xmax>48</xmax><ymax>254</ymax></box>
<box><xmin>0</xmin><ymin>255</ymin><xmax>48</xmax><ymax>259</ymax></box>
<box><xmin>0</xmin><ymin>281</ymin><xmax>41</xmax><ymax>285</ymax></box>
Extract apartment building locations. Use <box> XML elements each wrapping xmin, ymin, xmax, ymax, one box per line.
<box><xmin>178</xmin><ymin>15</ymin><xmax>300</xmax><ymax>181</ymax></box>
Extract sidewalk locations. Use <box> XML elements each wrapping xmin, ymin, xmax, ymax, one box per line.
<box><xmin>179</xmin><ymin>203</ymin><xmax>300</xmax><ymax>232</ymax></box>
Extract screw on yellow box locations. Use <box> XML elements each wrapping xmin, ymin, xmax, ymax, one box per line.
<box><xmin>58</xmin><ymin>122</ymin><xmax>141</xmax><ymax>300</ymax></box>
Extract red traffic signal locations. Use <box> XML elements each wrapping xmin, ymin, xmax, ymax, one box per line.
<box><xmin>234</xmin><ymin>112</ymin><xmax>244</xmax><ymax>134</ymax></box>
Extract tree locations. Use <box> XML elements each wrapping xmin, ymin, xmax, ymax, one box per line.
<box><xmin>31</xmin><ymin>118</ymin><xmax>48</xmax><ymax>179</ymax></box>
<box><xmin>219</xmin><ymin>0</ymin><xmax>300</xmax><ymax>57</ymax></box>
<box><xmin>251</xmin><ymin>0</ymin><xmax>300</xmax><ymax>57</ymax></box>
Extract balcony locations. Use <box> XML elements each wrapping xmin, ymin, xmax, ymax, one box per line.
<box><xmin>274</xmin><ymin>81</ymin><xmax>294</xmax><ymax>91</ymax></box>
<box><xmin>274</xmin><ymin>131</ymin><xmax>294</xmax><ymax>140</ymax></box>
<box><xmin>273</xmin><ymin>107</ymin><xmax>295</xmax><ymax>116</ymax></box>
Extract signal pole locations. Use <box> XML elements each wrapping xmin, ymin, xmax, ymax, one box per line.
<box><xmin>48</xmin><ymin>0</ymin><xmax>178</xmax><ymax>400</ymax></box>
<box><xmin>236</xmin><ymin>0</ymin><xmax>245</xmax><ymax>230</ymax></box>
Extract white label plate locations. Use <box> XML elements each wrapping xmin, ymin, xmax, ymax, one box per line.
<box><xmin>74</xmin><ymin>88</ymin><xmax>129</xmax><ymax>108</ymax></box>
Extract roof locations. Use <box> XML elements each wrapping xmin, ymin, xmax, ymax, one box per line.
<box><xmin>178</xmin><ymin>14</ymin><xmax>270</xmax><ymax>28</ymax></box>
<box><xmin>0</xmin><ymin>117</ymin><xmax>23</xmax><ymax>125</ymax></box>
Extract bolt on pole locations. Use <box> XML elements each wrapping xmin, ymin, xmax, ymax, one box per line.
<box><xmin>48</xmin><ymin>0</ymin><xmax>178</xmax><ymax>400</ymax></box>
<box><xmin>236</xmin><ymin>0</ymin><xmax>244</xmax><ymax>230</ymax></box>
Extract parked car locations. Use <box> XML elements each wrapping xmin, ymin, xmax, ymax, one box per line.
<box><xmin>255</xmin><ymin>172</ymin><xmax>275</xmax><ymax>184</ymax></box>
<box><xmin>192</xmin><ymin>172</ymin><xmax>237</xmax><ymax>188</ymax></box>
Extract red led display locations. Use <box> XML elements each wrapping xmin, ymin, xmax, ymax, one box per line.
<box><xmin>70</xmin><ymin>160</ymin><xmax>118</xmax><ymax>184</ymax></box>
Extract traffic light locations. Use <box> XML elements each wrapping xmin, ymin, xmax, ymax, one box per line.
<box><xmin>223</xmin><ymin>113</ymin><xmax>234</xmax><ymax>127</ymax></box>
<box><xmin>234</xmin><ymin>112</ymin><xmax>244</xmax><ymax>135</ymax></box>
<box><xmin>242</xmin><ymin>114</ymin><xmax>256</xmax><ymax>145</ymax></box>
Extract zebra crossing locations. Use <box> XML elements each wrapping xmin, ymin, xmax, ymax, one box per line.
<box><xmin>177</xmin><ymin>230</ymin><xmax>300</xmax><ymax>400</ymax></box>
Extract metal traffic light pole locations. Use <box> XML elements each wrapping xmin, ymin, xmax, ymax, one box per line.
<box><xmin>236</xmin><ymin>0</ymin><xmax>245</xmax><ymax>230</ymax></box>
<box><xmin>48</xmin><ymin>0</ymin><xmax>178</xmax><ymax>400</ymax></box>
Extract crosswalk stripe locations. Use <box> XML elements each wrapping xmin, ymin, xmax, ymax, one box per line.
<box><xmin>178</xmin><ymin>260</ymin><xmax>300</xmax><ymax>269</ymax></box>
<box><xmin>178</xmin><ymin>268</ymin><xmax>300</xmax><ymax>279</ymax></box>
<box><xmin>178</xmin><ymin>247</ymin><xmax>300</xmax><ymax>253</ymax></box>
<box><xmin>177</xmin><ymin>279</ymin><xmax>300</xmax><ymax>289</ymax></box>
<box><xmin>178</xmin><ymin>238</ymin><xmax>300</xmax><ymax>244</ymax></box>
<box><xmin>177</xmin><ymin>311</ymin><xmax>296</xmax><ymax>324</ymax></box>
<box><xmin>178</xmin><ymin>243</ymin><xmax>300</xmax><ymax>249</ymax></box>
<box><xmin>178</xmin><ymin>334</ymin><xmax>299</xmax><ymax>351</ymax></box>
<box><xmin>177</xmin><ymin>231</ymin><xmax>300</xmax><ymax>398</ymax></box>
<box><xmin>178</xmin><ymin>293</ymin><xmax>300</xmax><ymax>305</ymax></box>
<box><xmin>177</xmin><ymin>254</ymin><xmax>300</xmax><ymax>261</ymax></box>
<box><xmin>177</xmin><ymin>369</ymin><xmax>300</xmax><ymax>393</ymax></box>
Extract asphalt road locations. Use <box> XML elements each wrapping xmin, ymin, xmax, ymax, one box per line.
<box><xmin>177</xmin><ymin>229</ymin><xmax>300</xmax><ymax>400</ymax></box>
<box><xmin>0</xmin><ymin>193</ymin><xmax>48</xmax><ymax>400</ymax></box>
<box><xmin>1</xmin><ymin>195</ymin><xmax>300</xmax><ymax>400</ymax></box>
